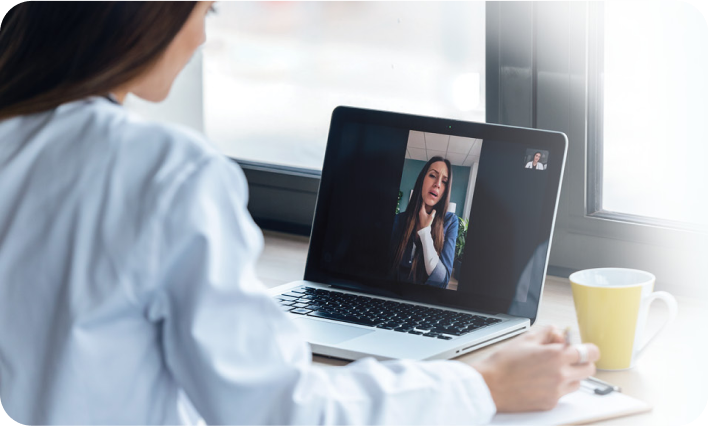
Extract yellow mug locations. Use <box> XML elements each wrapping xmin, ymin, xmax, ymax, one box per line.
<box><xmin>570</xmin><ymin>268</ymin><xmax>677</xmax><ymax>370</ymax></box>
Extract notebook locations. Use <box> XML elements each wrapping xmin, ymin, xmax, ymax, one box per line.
<box><xmin>490</xmin><ymin>389</ymin><xmax>652</xmax><ymax>425</ymax></box>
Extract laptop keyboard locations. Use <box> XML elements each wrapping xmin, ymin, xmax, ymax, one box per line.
<box><xmin>276</xmin><ymin>286</ymin><xmax>502</xmax><ymax>340</ymax></box>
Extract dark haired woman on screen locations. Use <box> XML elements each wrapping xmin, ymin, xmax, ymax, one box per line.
<box><xmin>390</xmin><ymin>157</ymin><xmax>458</xmax><ymax>289</ymax></box>
<box><xmin>0</xmin><ymin>2</ymin><xmax>599</xmax><ymax>424</ymax></box>
<box><xmin>525</xmin><ymin>151</ymin><xmax>545</xmax><ymax>169</ymax></box>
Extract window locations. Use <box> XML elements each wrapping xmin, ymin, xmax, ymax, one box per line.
<box><xmin>203</xmin><ymin>2</ymin><xmax>486</xmax><ymax>171</ymax></box>
<box><xmin>591</xmin><ymin>1</ymin><xmax>708</xmax><ymax>230</ymax></box>
<box><xmin>126</xmin><ymin>2</ymin><xmax>707</xmax><ymax>289</ymax></box>
<box><xmin>488</xmin><ymin>2</ymin><xmax>707</xmax><ymax>294</ymax></box>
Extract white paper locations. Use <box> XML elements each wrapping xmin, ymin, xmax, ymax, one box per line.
<box><xmin>490</xmin><ymin>389</ymin><xmax>652</xmax><ymax>425</ymax></box>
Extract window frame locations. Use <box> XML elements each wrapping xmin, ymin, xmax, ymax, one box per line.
<box><xmin>168</xmin><ymin>2</ymin><xmax>706</xmax><ymax>294</ymax></box>
<box><xmin>236</xmin><ymin>159</ymin><xmax>320</xmax><ymax>237</ymax></box>
<box><xmin>486</xmin><ymin>1</ymin><xmax>706</xmax><ymax>295</ymax></box>
<box><xmin>585</xmin><ymin>3</ymin><xmax>704</xmax><ymax>232</ymax></box>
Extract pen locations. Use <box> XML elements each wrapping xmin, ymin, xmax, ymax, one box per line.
<box><xmin>584</xmin><ymin>376</ymin><xmax>621</xmax><ymax>394</ymax></box>
<box><xmin>563</xmin><ymin>327</ymin><xmax>621</xmax><ymax>395</ymax></box>
<box><xmin>563</xmin><ymin>326</ymin><xmax>572</xmax><ymax>346</ymax></box>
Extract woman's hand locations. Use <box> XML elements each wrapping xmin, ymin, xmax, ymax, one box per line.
<box><xmin>418</xmin><ymin>204</ymin><xmax>436</xmax><ymax>231</ymax></box>
<box><xmin>469</xmin><ymin>325</ymin><xmax>600</xmax><ymax>412</ymax></box>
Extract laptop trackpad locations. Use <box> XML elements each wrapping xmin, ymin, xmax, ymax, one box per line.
<box><xmin>293</xmin><ymin>317</ymin><xmax>374</xmax><ymax>345</ymax></box>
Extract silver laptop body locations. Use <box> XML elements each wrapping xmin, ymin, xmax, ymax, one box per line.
<box><xmin>269</xmin><ymin>107</ymin><xmax>567</xmax><ymax>361</ymax></box>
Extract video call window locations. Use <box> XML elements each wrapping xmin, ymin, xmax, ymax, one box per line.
<box><xmin>389</xmin><ymin>131</ymin><xmax>483</xmax><ymax>292</ymax></box>
<box><xmin>524</xmin><ymin>149</ymin><xmax>549</xmax><ymax>170</ymax></box>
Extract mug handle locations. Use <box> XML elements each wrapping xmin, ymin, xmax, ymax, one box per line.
<box><xmin>637</xmin><ymin>291</ymin><xmax>678</xmax><ymax>358</ymax></box>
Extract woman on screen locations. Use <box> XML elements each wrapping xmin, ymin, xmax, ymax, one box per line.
<box><xmin>390</xmin><ymin>156</ymin><xmax>459</xmax><ymax>289</ymax></box>
<box><xmin>525</xmin><ymin>151</ymin><xmax>545</xmax><ymax>170</ymax></box>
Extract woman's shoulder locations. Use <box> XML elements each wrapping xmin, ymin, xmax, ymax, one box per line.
<box><xmin>78</xmin><ymin>97</ymin><xmax>218</xmax><ymax>160</ymax></box>
<box><xmin>393</xmin><ymin>211</ymin><xmax>404</xmax><ymax>226</ymax></box>
<box><xmin>443</xmin><ymin>211</ymin><xmax>459</xmax><ymax>231</ymax></box>
<box><xmin>58</xmin><ymin>96</ymin><xmax>240</xmax><ymax>196</ymax></box>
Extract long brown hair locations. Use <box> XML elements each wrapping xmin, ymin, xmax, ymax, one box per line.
<box><xmin>392</xmin><ymin>156</ymin><xmax>453</xmax><ymax>281</ymax></box>
<box><xmin>0</xmin><ymin>1</ymin><xmax>197</xmax><ymax>120</ymax></box>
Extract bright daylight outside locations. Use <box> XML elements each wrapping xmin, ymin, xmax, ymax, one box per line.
<box><xmin>602</xmin><ymin>1</ymin><xmax>708</xmax><ymax>228</ymax></box>
<box><xmin>203</xmin><ymin>2</ymin><xmax>485</xmax><ymax>171</ymax></box>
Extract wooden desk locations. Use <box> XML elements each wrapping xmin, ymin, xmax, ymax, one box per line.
<box><xmin>257</xmin><ymin>230</ymin><xmax>708</xmax><ymax>425</ymax></box>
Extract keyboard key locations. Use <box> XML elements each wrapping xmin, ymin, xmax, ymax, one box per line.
<box><xmin>290</xmin><ymin>308</ymin><xmax>312</xmax><ymax>315</ymax></box>
<box><xmin>279</xmin><ymin>301</ymin><xmax>295</xmax><ymax>306</ymax></box>
<box><xmin>408</xmin><ymin>331</ymin><xmax>424</xmax><ymax>335</ymax></box>
<box><xmin>293</xmin><ymin>302</ymin><xmax>309</xmax><ymax>308</ymax></box>
<box><xmin>277</xmin><ymin>295</ymin><xmax>298</xmax><ymax>302</ymax></box>
<box><xmin>304</xmin><ymin>304</ymin><xmax>322</xmax><ymax>311</ymax></box>
<box><xmin>308</xmin><ymin>311</ymin><xmax>378</xmax><ymax>327</ymax></box>
<box><xmin>437</xmin><ymin>335</ymin><xmax>453</xmax><ymax>340</ymax></box>
<box><xmin>291</xmin><ymin>288</ymin><xmax>307</xmax><ymax>294</ymax></box>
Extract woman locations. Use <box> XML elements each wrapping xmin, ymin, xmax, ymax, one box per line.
<box><xmin>0</xmin><ymin>2</ymin><xmax>599</xmax><ymax>425</ymax></box>
<box><xmin>391</xmin><ymin>157</ymin><xmax>458</xmax><ymax>289</ymax></box>
<box><xmin>525</xmin><ymin>151</ymin><xmax>545</xmax><ymax>170</ymax></box>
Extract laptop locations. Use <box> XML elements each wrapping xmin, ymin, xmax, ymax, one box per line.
<box><xmin>269</xmin><ymin>106</ymin><xmax>567</xmax><ymax>361</ymax></box>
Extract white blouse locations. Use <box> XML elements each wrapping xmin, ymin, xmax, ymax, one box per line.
<box><xmin>0</xmin><ymin>97</ymin><xmax>496</xmax><ymax>424</ymax></box>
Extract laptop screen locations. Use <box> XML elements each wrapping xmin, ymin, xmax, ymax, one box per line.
<box><xmin>305</xmin><ymin>107</ymin><xmax>567</xmax><ymax>322</ymax></box>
